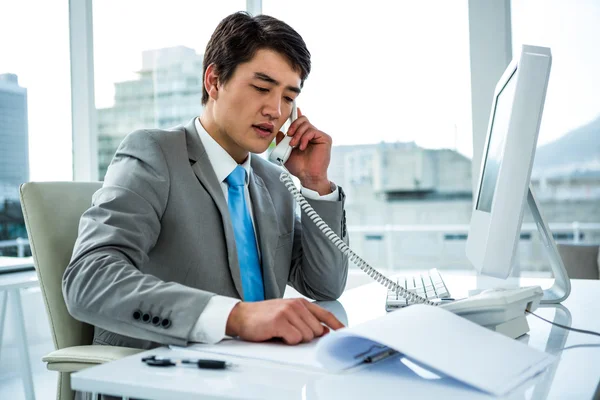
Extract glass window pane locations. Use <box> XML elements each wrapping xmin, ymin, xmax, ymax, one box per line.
<box><xmin>0</xmin><ymin>0</ymin><xmax>71</xmax><ymax>258</ymax></box>
<box><xmin>512</xmin><ymin>0</ymin><xmax>600</xmax><ymax>270</ymax></box>
<box><xmin>264</xmin><ymin>1</ymin><xmax>472</xmax><ymax>272</ymax></box>
<box><xmin>93</xmin><ymin>0</ymin><xmax>246</xmax><ymax>179</ymax></box>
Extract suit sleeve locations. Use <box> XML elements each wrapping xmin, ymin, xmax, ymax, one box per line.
<box><xmin>287</xmin><ymin>186</ymin><xmax>349</xmax><ymax>300</ymax></box>
<box><xmin>63</xmin><ymin>130</ymin><xmax>214</xmax><ymax>346</ymax></box>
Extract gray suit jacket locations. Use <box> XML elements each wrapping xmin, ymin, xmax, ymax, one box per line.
<box><xmin>63</xmin><ymin>118</ymin><xmax>349</xmax><ymax>350</ymax></box>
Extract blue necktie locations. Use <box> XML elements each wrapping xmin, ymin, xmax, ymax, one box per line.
<box><xmin>225</xmin><ymin>166</ymin><xmax>265</xmax><ymax>302</ymax></box>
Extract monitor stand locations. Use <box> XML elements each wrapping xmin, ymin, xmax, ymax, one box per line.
<box><xmin>526</xmin><ymin>185</ymin><xmax>571</xmax><ymax>304</ymax></box>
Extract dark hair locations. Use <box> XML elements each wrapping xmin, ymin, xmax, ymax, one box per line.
<box><xmin>202</xmin><ymin>12</ymin><xmax>311</xmax><ymax>105</ymax></box>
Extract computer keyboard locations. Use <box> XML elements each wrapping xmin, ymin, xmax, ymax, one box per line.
<box><xmin>385</xmin><ymin>268</ymin><xmax>452</xmax><ymax>311</ymax></box>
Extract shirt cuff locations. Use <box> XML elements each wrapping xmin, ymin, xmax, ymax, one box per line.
<box><xmin>301</xmin><ymin>182</ymin><xmax>339</xmax><ymax>201</ymax></box>
<box><xmin>188</xmin><ymin>295</ymin><xmax>240</xmax><ymax>344</ymax></box>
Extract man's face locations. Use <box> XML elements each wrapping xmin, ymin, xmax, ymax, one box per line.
<box><xmin>211</xmin><ymin>49</ymin><xmax>302</xmax><ymax>161</ymax></box>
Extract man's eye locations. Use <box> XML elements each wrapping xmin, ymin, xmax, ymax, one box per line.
<box><xmin>284</xmin><ymin>97</ymin><xmax>294</xmax><ymax>103</ymax></box>
<box><xmin>253</xmin><ymin>85</ymin><xmax>269</xmax><ymax>93</ymax></box>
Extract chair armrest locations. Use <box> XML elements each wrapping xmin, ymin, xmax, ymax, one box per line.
<box><xmin>43</xmin><ymin>345</ymin><xmax>144</xmax><ymax>373</ymax></box>
<box><xmin>556</xmin><ymin>243</ymin><xmax>600</xmax><ymax>279</ymax></box>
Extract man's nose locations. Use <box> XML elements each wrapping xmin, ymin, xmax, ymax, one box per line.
<box><xmin>263</xmin><ymin>97</ymin><xmax>282</xmax><ymax>120</ymax></box>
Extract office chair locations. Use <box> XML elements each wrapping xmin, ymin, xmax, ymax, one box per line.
<box><xmin>20</xmin><ymin>182</ymin><xmax>143</xmax><ymax>400</ymax></box>
<box><xmin>556</xmin><ymin>243</ymin><xmax>600</xmax><ymax>280</ymax></box>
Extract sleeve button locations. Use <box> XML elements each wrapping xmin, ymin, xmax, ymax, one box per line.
<box><xmin>161</xmin><ymin>318</ymin><xmax>172</xmax><ymax>329</ymax></box>
<box><xmin>132</xmin><ymin>310</ymin><xmax>142</xmax><ymax>320</ymax></box>
<box><xmin>142</xmin><ymin>313</ymin><xmax>152</xmax><ymax>323</ymax></box>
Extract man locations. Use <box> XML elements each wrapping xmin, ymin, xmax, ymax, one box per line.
<box><xmin>63</xmin><ymin>11</ymin><xmax>349</xmax><ymax>351</ymax></box>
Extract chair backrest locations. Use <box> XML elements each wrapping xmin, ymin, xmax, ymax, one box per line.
<box><xmin>556</xmin><ymin>243</ymin><xmax>600</xmax><ymax>280</ymax></box>
<box><xmin>20</xmin><ymin>181</ymin><xmax>102</xmax><ymax>350</ymax></box>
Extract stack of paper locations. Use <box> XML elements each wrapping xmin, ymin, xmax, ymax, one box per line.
<box><xmin>179</xmin><ymin>304</ymin><xmax>555</xmax><ymax>396</ymax></box>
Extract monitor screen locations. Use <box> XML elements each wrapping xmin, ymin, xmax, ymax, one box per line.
<box><xmin>476</xmin><ymin>70</ymin><xmax>518</xmax><ymax>213</ymax></box>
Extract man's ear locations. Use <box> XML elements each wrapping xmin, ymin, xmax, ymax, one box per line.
<box><xmin>204</xmin><ymin>63</ymin><xmax>220</xmax><ymax>101</ymax></box>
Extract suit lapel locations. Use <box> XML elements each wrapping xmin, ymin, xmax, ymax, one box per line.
<box><xmin>184</xmin><ymin>119</ymin><xmax>244</xmax><ymax>299</ymax></box>
<box><xmin>248</xmin><ymin>169</ymin><xmax>281</xmax><ymax>299</ymax></box>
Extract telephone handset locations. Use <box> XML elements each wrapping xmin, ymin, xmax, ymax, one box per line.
<box><xmin>268</xmin><ymin>103</ymin><xmax>436</xmax><ymax>306</ymax></box>
<box><xmin>268</xmin><ymin>102</ymin><xmax>298</xmax><ymax>165</ymax></box>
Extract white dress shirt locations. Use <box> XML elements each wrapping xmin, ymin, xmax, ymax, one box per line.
<box><xmin>189</xmin><ymin>118</ymin><xmax>339</xmax><ymax>343</ymax></box>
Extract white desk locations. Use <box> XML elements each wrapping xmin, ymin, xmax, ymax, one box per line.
<box><xmin>0</xmin><ymin>267</ymin><xmax>39</xmax><ymax>400</ymax></box>
<box><xmin>71</xmin><ymin>277</ymin><xmax>600</xmax><ymax>399</ymax></box>
<box><xmin>0</xmin><ymin>256</ymin><xmax>34</xmax><ymax>273</ymax></box>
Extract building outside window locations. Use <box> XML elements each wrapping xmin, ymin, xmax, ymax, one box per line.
<box><xmin>0</xmin><ymin>0</ymin><xmax>71</xmax><ymax>258</ymax></box>
<box><xmin>511</xmin><ymin>0</ymin><xmax>600</xmax><ymax>271</ymax></box>
<box><xmin>93</xmin><ymin>0</ymin><xmax>245</xmax><ymax>179</ymax></box>
<box><xmin>263</xmin><ymin>0</ymin><xmax>475</xmax><ymax>271</ymax></box>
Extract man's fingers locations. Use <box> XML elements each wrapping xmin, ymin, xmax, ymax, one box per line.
<box><xmin>290</xmin><ymin>122</ymin><xmax>312</xmax><ymax>147</ymax></box>
<box><xmin>285</xmin><ymin>309</ymin><xmax>316</xmax><ymax>342</ymax></box>
<box><xmin>287</xmin><ymin>115</ymin><xmax>308</xmax><ymax>137</ymax></box>
<box><xmin>294</xmin><ymin>301</ymin><xmax>327</xmax><ymax>337</ymax></box>
<box><xmin>306</xmin><ymin>303</ymin><xmax>345</xmax><ymax>330</ymax></box>
<box><xmin>299</xmin><ymin>130</ymin><xmax>318</xmax><ymax>151</ymax></box>
<box><xmin>277</xmin><ymin>322</ymin><xmax>304</xmax><ymax>345</ymax></box>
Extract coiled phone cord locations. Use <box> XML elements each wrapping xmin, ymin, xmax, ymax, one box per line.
<box><xmin>278</xmin><ymin>169</ymin><xmax>438</xmax><ymax>306</ymax></box>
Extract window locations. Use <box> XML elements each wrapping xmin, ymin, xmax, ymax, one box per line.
<box><xmin>264</xmin><ymin>1</ymin><xmax>472</xmax><ymax>271</ymax></box>
<box><xmin>512</xmin><ymin>0</ymin><xmax>600</xmax><ymax>260</ymax></box>
<box><xmin>0</xmin><ymin>0</ymin><xmax>71</xmax><ymax>257</ymax></box>
<box><xmin>93</xmin><ymin>0</ymin><xmax>246</xmax><ymax>179</ymax></box>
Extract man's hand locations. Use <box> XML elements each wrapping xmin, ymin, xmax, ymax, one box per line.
<box><xmin>225</xmin><ymin>298</ymin><xmax>345</xmax><ymax>345</ymax></box>
<box><xmin>275</xmin><ymin>108</ymin><xmax>333</xmax><ymax>195</ymax></box>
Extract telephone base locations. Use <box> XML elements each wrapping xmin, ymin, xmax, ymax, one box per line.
<box><xmin>440</xmin><ymin>285</ymin><xmax>543</xmax><ymax>339</ymax></box>
<box><xmin>482</xmin><ymin>315</ymin><xmax>530</xmax><ymax>339</ymax></box>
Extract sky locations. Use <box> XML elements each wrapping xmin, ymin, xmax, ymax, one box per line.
<box><xmin>511</xmin><ymin>0</ymin><xmax>600</xmax><ymax>145</ymax></box>
<box><xmin>1</xmin><ymin>0</ymin><xmax>599</xmax><ymax>181</ymax></box>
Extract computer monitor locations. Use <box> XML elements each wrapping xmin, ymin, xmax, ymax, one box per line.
<box><xmin>466</xmin><ymin>45</ymin><xmax>571</xmax><ymax>304</ymax></box>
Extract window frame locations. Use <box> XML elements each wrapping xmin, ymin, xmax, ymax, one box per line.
<box><xmin>69</xmin><ymin>0</ymin><xmax>510</xmax><ymax>188</ymax></box>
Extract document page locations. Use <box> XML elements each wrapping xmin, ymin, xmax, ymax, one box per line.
<box><xmin>180</xmin><ymin>338</ymin><xmax>323</xmax><ymax>370</ymax></box>
<box><xmin>316</xmin><ymin>304</ymin><xmax>556</xmax><ymax>396</ymax></box>
<box><xmin>178</xmin><ymin>304</ymin><xmax>555</xmax><ymax>396</ymax></box>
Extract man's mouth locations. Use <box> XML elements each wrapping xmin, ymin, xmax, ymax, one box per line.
<box><xmin>252</xmin><ymin>123</ymin><xmax>274</xmax><ymax>134</ymax></box>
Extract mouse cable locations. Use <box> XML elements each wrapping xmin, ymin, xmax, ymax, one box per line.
<box><xmin>526</xmin><ymin>310</ymin><xmax>600</xmax><ymax>338</ymax></box>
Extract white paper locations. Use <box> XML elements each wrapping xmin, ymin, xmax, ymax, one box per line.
<box><xmin>178</xmin><ymin>304</ymin><xmax>555</xmax><ymax>396</ymax></box>
<box><xmin>316</xmin><ymin>304</ymin><xmax>556</xmax><ymax>396</ymax></box>
<box><xmin>179</xmin><ymin>338</ymin><xmax>323</xmax><ymax>370</ymax></box>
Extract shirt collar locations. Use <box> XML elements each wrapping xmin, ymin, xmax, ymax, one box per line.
<box><xmin>195</xmin><ymin>117</ymin><xmax>252</xmax><ymax>185</ymax></box>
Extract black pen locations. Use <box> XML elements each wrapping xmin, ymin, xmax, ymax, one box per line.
<box><xmin>182</xmin><ymin>358</ymin><xmax>231</xmax><ymax>369</ymax></box>
<box><xmin>363</xmin><ymin>349</ymin><xmax>399</xmax><ymax>364</ymax></box>
<box><xmin>142</xmin><ymin>355</ymin><xmax>232</xmax><ymax>369</ymax></box>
